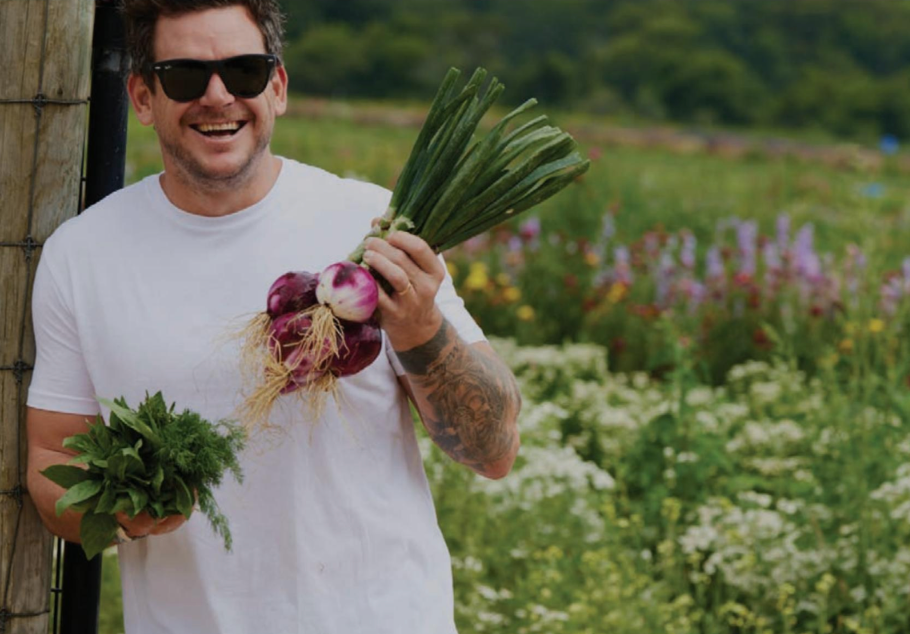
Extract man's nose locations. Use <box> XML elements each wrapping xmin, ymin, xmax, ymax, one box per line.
<box><xmin>197</xmin><ymin>72</ymin><xmax>235</xmax><ymax>107</ymax></box>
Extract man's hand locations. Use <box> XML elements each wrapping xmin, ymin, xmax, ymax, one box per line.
<box><xmin>115</xmin><ymin>511</ymin><xmax>187</xmax><ymax>543</ymax></box>
<box><xmin>361</xmin><ymin>232</ymin><xmax>446</xmax><ymax>352</ymax></box>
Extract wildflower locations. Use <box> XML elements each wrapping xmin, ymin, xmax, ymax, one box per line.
<box><xmin>776</xmin><ymin>214</ymin><xmax>790</xmax><ymax>253</ymax></box>
<box><xmin>680</xmin><ymin>232</ymin><xmax>696</xmax><ymax>269</ymax></box>
<box><xmin>517</xmin><ymin>305</ymin><xmax>535</xmax><ymax>321</ymax></box>
<box><xmin>446</xmin><ymin>261</ymin><xmax>458</xmax><ymax>278</ymax></box>
<box><xmin>606</xmin><ymin>282</ymin><xmax>627</xmax><ymax>304</ymax></box>
<box><xmin>584</xmin><ymin>251</ymin><xmax>600</xmax><ymax>267</ymax></box>
<box><xmin>503</xmin><ymin>287</ymin><xmax>521</xmax><ymax>303</ymax></box>
<box><xmin>519</xmin><ymin>217</ymin><xmax>541</xmax><ymax>242</ymax></box>
<box><xmin>869</xmin><ymin>318</ymin><xmax>885</xmax><ymax>333</ymax></box>
<box><xmin>464</xmin><ymin>262</ymin><xmax>490</xmax><ymax>291</ymax></box>
<box><xmin>839</xmin><ymin>338</ymin><xmax>854</xmax><ymax>353</ymax></box>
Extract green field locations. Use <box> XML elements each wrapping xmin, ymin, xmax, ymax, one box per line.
<box><xmin>92</xmin><ymin>98</ymin><xmax>910</xmax><ymax>633</ymax></box>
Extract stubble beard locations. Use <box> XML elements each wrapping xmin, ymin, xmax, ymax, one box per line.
<box><xmin>160</xmin><ymin>120</ymin><xmax>273</xmax><ymax>193</ymax></box>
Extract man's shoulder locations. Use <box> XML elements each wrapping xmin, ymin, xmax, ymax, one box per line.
<box><xmin>279</xmin><ymin>157</ymin><xmax>391</xmax><ymax>205</ymax></box>
<box><xmin>43</xmin><ymin>178</ymin><xmax>152</xmax><ymax>256</ymax></box>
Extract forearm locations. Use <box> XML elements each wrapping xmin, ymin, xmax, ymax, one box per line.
<box><xmin>27</xmin><ymin>448</ymin><xmax>84</xmax><ymax>543</ymax></box>
<box><xmin>395</xmin><ymin>319</ymin><xmax>521</xmax><ymax>479</ymax></box>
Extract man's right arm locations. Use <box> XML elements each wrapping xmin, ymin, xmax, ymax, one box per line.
<box><xmin>26</xmin><ymin>407</ymin><xmax>187</xmax><ymax>543</ymax></box>
<box><xmin>26</xmin><ymin>407</ymin><xmax>94</xmax><ymax>542</ymax></box>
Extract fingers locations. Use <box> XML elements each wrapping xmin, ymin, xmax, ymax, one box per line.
<box><xmin>149</xmin><ymin>514</ymin><xmax>187</xmax><ymax>536</ymax></box>
<box><xmin>362</xmin><ymin>234</ymin><xmax>444</xmax><ymax>288</ymax></box>
<box><xmin>115</xmin><ymin>510</ymin><xmax>188</xmax><ymax>540</ymax></box>
<box><xmin>386</xmin><ymin>232</ymin><xmax>443</xmax><ymax>277</ymax></box>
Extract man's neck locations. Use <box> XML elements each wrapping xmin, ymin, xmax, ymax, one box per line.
<box><xmin>159</xmin><ymin>154</ymin><xmax>282</xmax><ymax>217</ymax></box>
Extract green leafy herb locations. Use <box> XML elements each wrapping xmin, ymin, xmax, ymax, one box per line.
<box><xmin>42</xmin><ymin>392</ymin><xmax>246</xmax><ymax>559</ymax></box>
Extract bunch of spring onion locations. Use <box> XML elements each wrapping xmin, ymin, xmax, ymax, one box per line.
<box><xmin>238</xmin><ymin>67</ymin><xmax>590</xmax><ymax>426</ymax></box>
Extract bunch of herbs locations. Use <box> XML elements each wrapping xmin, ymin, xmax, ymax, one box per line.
<box><xmin>41</xmin><ymin>392</ymin><xmax>245</xmax><ymax>559</ymax></box>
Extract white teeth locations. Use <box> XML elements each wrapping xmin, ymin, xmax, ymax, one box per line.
<box><xmin>197</xmin><ymin>122</ymin><xmax>241</xmax><ymax>133</ymax></box>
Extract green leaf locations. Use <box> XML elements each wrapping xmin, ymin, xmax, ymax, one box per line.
<box><xmin>149</xmin><ymin>499</ymin><xmax>165</xmax><ymax>518</ymax></box>
<box><xmin>97</xmin><ymin>396</ymin><xmax>159</xmax><ymax>444</ymax></box>
<box><xmin>108</xmin><ymin>454</ymin><xmax>127</xmax><ymax>482</ymax></box>
<box><xmin>151</xmin><ymin>464</ymin><xmax>165</xmax><ymax>496</ymax></box>
<box><xmin>111</xmin><ymin>495</ymin><xmax>136</xmax><ymax>517</ymax></box>
<box><xmin>55</xmin><ymin>479</ymin><xmax>103</xmax><ymax>517</ymax></box>
<box><xmin>80</xmin><ymin>509</ymin><xmax>120</xmax><ymax>560</ymax></box>
<box><xmin>128</xmin><ymin>488</ymin><xmax>149</xmax><ymax>516</ymax></box>
<box><xmin>121</xmin><ymin>445</ymin><xmax>145</xmax><ymax>475</ymax></box>
<box><xmin>95</xmin><ymin>482</ymin><xmax>117</xmax><ymax>514</ymax></box>
<box><xmin>41</xmin><ymin>465</ymin><xmax>92</xmax><ymax>489</ymax></box>
<box><xmin>62</xmin><ymin>434</ymin><xmax>96</xmax><ymax>455</ymax></box>
<box><xmin>174</xmin><ymin>476</ymin><xmax>194</xmax><ymax>519</ymax></box>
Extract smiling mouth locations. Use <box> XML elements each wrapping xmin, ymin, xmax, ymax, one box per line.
<box><xmin>191</xmin><ymin>121</ymin><xmax>247</xmax><ymax>137</ymax></box>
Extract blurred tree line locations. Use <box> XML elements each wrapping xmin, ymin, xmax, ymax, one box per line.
<box><xmin>277</xmin><ymin>0</ymin><xmax>910</xmax><ymax>140</ymax></box>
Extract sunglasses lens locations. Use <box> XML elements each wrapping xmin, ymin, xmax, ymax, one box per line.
<box><xmin>158</xmin><ymin>62</ymin><xmax>209</xmax><ymax>102</ymax></box>
<box><xmin>221</xmin><ymin>56</ymin><xmax>273</xmax><ymax>98</ymax></box>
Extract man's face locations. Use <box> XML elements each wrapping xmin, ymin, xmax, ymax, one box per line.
<box><xmin>128</xmin><ymin>5</ymin><xmax>288</xmax><ymax>189</ymax></box>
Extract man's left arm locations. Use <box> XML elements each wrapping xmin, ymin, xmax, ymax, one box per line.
<box><xmin>362</xmin><ymin>233</ymin><xmax>522</xmax><ymax>480</ymax></box>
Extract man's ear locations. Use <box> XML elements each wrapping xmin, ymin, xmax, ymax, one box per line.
<box><xmin>271</xmin><ymin>64</ymin><xmax>288</xmax><ymax>117</ymax></box>
<box><xmin>127</xmin><ymin>73</ymin><xmax>156</xmax><ymax>126</ymax></box>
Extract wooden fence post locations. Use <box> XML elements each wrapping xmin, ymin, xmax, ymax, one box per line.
<box><xmin>0</xmin><ymin>1</ymin><xmax>95</xmax><ymax>632</ymax></box>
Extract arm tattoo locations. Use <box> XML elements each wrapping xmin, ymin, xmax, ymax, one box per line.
<box><xmin>396</xmin><ymin>320</ymin><xmax>521</xmax><ymax>475</ymax></box>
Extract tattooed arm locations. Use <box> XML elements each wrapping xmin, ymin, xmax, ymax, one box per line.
<box><xmin>362</xmin><ymin>232</ymin><xmax>521</xmax><ymax>479</ymax></box>
<box><xmin>395</xmin><ymin>319</ymin><xmax>522</xmax><ymax>480</ymax></box>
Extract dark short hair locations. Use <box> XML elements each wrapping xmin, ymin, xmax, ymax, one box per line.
<box><xmin>122</xmin><ymin>0</ymin><xmax>285</xmax><ymax>90</ymax></box>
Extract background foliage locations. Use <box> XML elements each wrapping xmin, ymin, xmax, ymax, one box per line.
<box><xmin>279</xmin><ymin>0</ymin><xmax>910</xmax><ymax>141</ymax></box>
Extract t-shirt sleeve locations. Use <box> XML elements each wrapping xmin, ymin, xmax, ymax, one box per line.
<box><xmin>385</xmin><ymin>253</ymin><xmax>485</xmax><ymax>376</ymax></box>
<box><xmin>27</xmin><ymin>236</ymin><xmax>100</xmax><ymax>415</ymax></box>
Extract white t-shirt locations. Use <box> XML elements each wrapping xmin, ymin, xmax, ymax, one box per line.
<box><xmin>28</xmin><ymin>158</ymin><xmax>484</xmax><ymax>634</ymax></box>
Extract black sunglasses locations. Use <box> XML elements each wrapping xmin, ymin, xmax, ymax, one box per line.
<box><xmin>150</xmin><ymin>54</ymin><xmax>279</xmax><ymax>102</ymax></box>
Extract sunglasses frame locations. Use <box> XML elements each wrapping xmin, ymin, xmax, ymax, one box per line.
<box><xmin>149</xmin><ymin>54</ymin><xmax>280</xmax><ymax>102</ymax></box>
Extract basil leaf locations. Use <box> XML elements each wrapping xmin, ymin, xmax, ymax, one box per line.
<box><xmin>80</xmin><ymin>509</ymin><xmax>120</xmax><ymax>560</ymax></box>
<box><xmin>121</xmin><ymin>446</ymin><xmax>145</xmax><ymax>475</ymax></box>
<box><xmin>95</xmin><ymin>482</ymin><xmax>117</xmax><ymax>514</ymax></box>
<box><xmin>149</xmin><ymin>499</ymin><xmax>165</xmax><ymax>518</ymax></box>
<box><xmin>107</xmin><ymin>454</ymin><xmax>127</xmax><ymax>482</ymax></box>
<box><xmin>41</xmin><ymin>465</ymin><xmax>91</xmax><ymax>489</ymax></box>
<box><xmin>97</xmin><ymin>397</ymin><xmax>158</xmax><ymax>443</ymax></box>
<box><xmin>111</xmin><ymin>495</ymin><xmax>136</xmax><ymax>516</ymax></box>
<box><xmin>174</xmin><ymin>476</ymin><xmax>194</xmax><ymax>519</ymax></box>
<box><xmin>150</xmin><ymin>464</ymin><xmax>165</xmax><ymax>496</ymax></box>
<box><xmin>55</xmin><ymin>479</ymin><xmax>103</xmax><ymax>517</ymax></box>
<box><xmin>128</xmin><ymin>488</ymin><xmax>149</xmax><ymax>516</ymax></box>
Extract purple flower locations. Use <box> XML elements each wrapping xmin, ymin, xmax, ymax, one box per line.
<box><xmin>601</xmin><ymin>214</ymin><xmax>615</xmax><ymax>242</ymax></box>
<box><xmin>681</xmin><ymin>232</ymin><xmax>697</xmax><ymax>269</ymax></box>
<box><xmin>776</xmin><ymin>214</ymin><xmax>790</xmax><ymax>253</ymax></box>
<box><xmin>519</xmin><ymin>218</ymin><xmax>541</xmax><ymax>241</ymax></box>
<box><xmin>706</xmin><ymin>246</ymin><xmax>724</xmax><ymax>280</ymax></box>
<box><xmin>737</xmin><ymin>220</ymin><xmax>757</xmax><ymax>277</ymax></box>
<box><xmin>614</xmin><ymin>246</ymin><xmax>633</xmax><ymax>285</ymax></box>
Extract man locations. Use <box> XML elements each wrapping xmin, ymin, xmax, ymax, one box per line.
<box><xmin>26</xmin><ymin>1</ymin><xmax>521</xmax><ymax>632</ymax></box>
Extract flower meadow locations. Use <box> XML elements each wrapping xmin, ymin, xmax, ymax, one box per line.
<box><xmin>425</xmin><ymin>336</ymin><xmax>910</xmax><ymax>634</ymax></box>
<box><xmin>447</xmin><ymin>209</ymin><xmax>910</xmax><ymax>384</ymax></box>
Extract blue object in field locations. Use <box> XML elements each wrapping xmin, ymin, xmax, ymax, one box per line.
<box><xmin>861</xmin><ymin>182</ymin><xmax>885</xmax><ymax>198</ymax></box>
<box><xmin>880</xmin><ymin>134</ymin><xmax>899</xmax><ymax>155</ymax></box>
